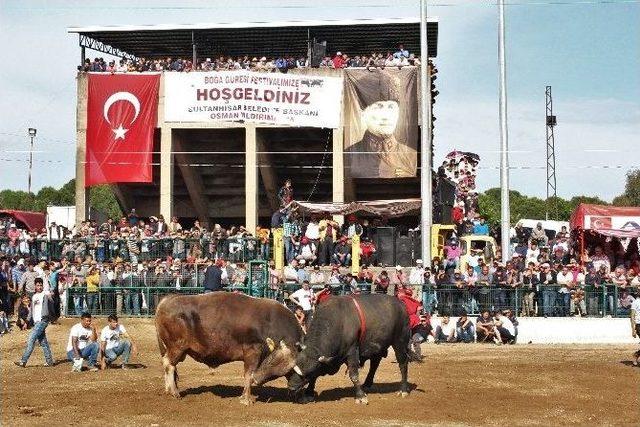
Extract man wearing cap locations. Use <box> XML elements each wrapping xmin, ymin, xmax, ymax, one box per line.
<box><xmin>443</xmin><ymin>239</ymin><xmax>461</xmax><ymax>272</ymax></box>
<box><xmin>332</xmin><ymin>52</ymin><xmax>346</xmax><ymax>69</ymax></box>
<box><xmin>345</xmin><ymin>71</ymin><xmax>417</xmax><ymax>178</ymax></box>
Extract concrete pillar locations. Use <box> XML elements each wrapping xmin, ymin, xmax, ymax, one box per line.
<box><xmin>245</xmin><ymin>125</ymin><xmax>258</xmax><ymax>233</ymax></box>
<box><xmin>332</xmin><ymin>127</ymin><xmax>345</xmax><ymax>224</ymax></box>
<box><xmin>159</xmin><ymin>126</ymin><xmax>173</xmax><ymax>221</ymax></box>
<box><xmin>75</xmin><ymin>74</ymin><xmax>89</xmax><ymax>224</ymax></box>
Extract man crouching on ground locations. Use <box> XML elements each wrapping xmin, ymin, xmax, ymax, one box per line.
<box><xmin>100</xmin><ymin>314</ymin><xmax>135</xmax><ymax>369</ymax></box>
<box><xmin>67</xmin><ymin>312</ymin><xmax>100</xmax><ymax>372</ymax></box>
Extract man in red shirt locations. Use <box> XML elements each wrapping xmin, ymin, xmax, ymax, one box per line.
<box><xmin>397</xmin><ymin>288</ymin><xmax>423</xmax><ymax>330</ymax></box>
<box><xmin>332</xmin><ymin>52</ymin><xmax>346</xmax><ymax>69</ymax></box>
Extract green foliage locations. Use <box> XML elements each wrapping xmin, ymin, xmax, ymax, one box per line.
<box><xmin>612</xmin><ymin>169</ymin><xmax>640</xmax><ymax>206</ymax></box>
<box><xmin>0</xmin><ymin>179</ymin><xmax>122</xmax><ymax>220</ymax></box>
<box><xmin>477</xmin><ymin>188</ymin><xmax>610</xmax><ymax>227</ymax></box>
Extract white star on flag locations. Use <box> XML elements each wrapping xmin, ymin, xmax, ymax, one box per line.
<box><xmin>112</xmin><ymin>124</ymin><xmax>129</xmax><ymax>140</ymax></box>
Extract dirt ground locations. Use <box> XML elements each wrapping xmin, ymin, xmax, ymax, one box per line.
<box><xmin>1</xmin><ymin>318</ymin><xmax>639</xmax><ymax>427</ymax></box>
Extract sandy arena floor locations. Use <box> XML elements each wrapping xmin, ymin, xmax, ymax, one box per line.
<box><xmin>1</xmin><ymin>318</ymin><xmax>639</xmax><ymax>426</ymax></box>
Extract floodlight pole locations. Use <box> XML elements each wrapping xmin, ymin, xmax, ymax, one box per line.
<box><xmin>498</xmin><ymin>0</ymin><xmax>511</xmax><ymax>260</ymax></box>
<box><xmin>420</xmin><ymin>0</ymin><xmax>433</xmax><ymax>264</ymax></box>
<box><xmin>28</xmin><ymin>128</ymin><xmax>37</xmax><ymax>194</ymax></box>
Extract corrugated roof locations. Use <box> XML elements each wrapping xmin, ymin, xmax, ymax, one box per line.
<box><xmin>69</xmin><ymin>17</ymin><xmax>438</xmax><ymax>59</ymax></box>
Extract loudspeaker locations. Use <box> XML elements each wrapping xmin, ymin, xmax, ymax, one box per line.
<box><xmin>310</xmin><ymin>40</ymin><xmax>327</xmax><ymax>67</ymax></box>
<box><xmin>375</xmin><ymin>227</ymin><xmax>395</xmax><ymax>266</ymax></box>
<box><xmin>395</xmin><ymin>235</ymin><xmax>413</xmax><ymax>267</ymax></box>
<box><xmin>436</xmin><ymin>178</ymin><xmax>456</xmax><ymax>207</ymax></box>
<box><xmin>409</xmin><ymin>230</ymin><xmax>422</xmax><ymax>262</ymax></box>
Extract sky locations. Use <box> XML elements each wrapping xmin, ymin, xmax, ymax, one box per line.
<box><xmin>0</xmin><ymin>0</ymin><xmax>638</xmax><ymax>201</ymax></box>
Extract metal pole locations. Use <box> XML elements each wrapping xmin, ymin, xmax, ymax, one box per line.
<box><xmin>498</xmin><ymin>0</ymin><xmax>510</xmax><ymax>261</ymax></box>
<box><xmin>420</xmin><ymin>0</ymin><xmax>433</xmax><ymax>265</ymax></box>
<box><xmin>28</xmin><ymin>135</ymin><xmax>34</xmax><ymax>194</ymax></box>
<box><xmin>192</xmin><ymin>31</ymin><xmax>197</xmax><ymax>66</ymax></box>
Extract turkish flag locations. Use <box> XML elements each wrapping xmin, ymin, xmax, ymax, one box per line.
<box><xmin>85</xmin><ymin>73</ymin><xmax>160</xmax><ymax>187</ymax></box>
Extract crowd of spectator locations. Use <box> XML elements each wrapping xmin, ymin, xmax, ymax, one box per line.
<box><xmin>77</xmin><ymin>44</ymin><xmax>425</xmax><ymax>74</ymax></box>
<box><xmin>439</xmin><ymin>151</ymin><xmax>480</xmax><ymax>231</ymax></box>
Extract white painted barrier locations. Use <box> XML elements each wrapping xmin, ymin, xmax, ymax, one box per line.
<box><xmin>431</xmin><ymin>316</ymin><xmax>638</xmax><ymax>344</ymax></box>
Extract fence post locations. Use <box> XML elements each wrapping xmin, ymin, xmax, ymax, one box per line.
<box><xmin>514</xmin><ymin>287</ymin><xmax>519</xmax><ymax>316</ymax></box>
<box><xmin>602</xmin><ymin>285</ymin><xmax>607</xmax><ymax>317</ymax></box>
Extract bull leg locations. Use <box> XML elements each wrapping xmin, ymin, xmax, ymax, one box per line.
<box><xmin>346</xmin><ymin>347</ymin><xmax>367</xmax><ymax>405</ymax></box>
<box><xmin>298</xmin><ymin>376</ymin><xmax>318</xmax><ymax>404</ymax></box>
<box><xmin>162</xmin><ymin>355</ymin><xmax>181</xmax><ymax>398</ymax></box>
<box><xmin>362</xmin><ymin>355</ymin><xmax>382</xmax><ymax>391</ymax></box>
<box><xmin>239</xmin><ymin>347</ymin><xmax>261</xmax><ymax>406</ymax></box>
<box><xmin>392</xmin><ymin>339</ymin><xmax>410</xmax><ymax>398</ymax></box>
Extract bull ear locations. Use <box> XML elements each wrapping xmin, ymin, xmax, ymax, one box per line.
<box><xmin>266</xmin><ymin>337</ymin><xmax>275</xmax><ymax>352</ymax></box>
<box><xmin>296</xmin><ymin>341</ymin><xmax>307</xmax><ymax>351</ymax></box>
<box><xmin>318</xmin><ymin>356</ymin><xmax>334</xmax><ymax>363</ymax></box>
<box><xmin>279</xmin><ymin>340</ymin><xmax>289</xmax><ymax>350</ymax></box>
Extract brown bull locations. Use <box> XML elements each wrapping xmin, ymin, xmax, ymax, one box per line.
<box><xmin>155</xmin><ymin>292</ymin><xmax>303</xmax><ymax>404</ymax></box>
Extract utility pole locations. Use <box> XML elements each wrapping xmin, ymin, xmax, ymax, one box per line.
<box><xmin>497</xmin><ymin>0</ymin><xmax>511</xmax><ymax>261</ymax></box>
<box><xmin>420</xmin><ymin>0</ymin><xmax>433</xmax><ymax>264</ymax></box>
<box><xmin>28</xmin><ymin>128</ymin><xmax>37</xmax><ymax>194</ymax></box>
<box><xmin>545</xmin><ymin>86</ymin><xmax>558</xmax><ymax>220</ymax></box>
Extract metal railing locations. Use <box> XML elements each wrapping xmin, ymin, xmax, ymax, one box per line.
<box><xmin>0</xmin><ymin>237</ymin><xmax>266</xmax><ymax>263</ymax></box>
<box><xmin>62</xmin><ymin>282</ymin><xmax>633</xmax><ymax>318</ymax></box>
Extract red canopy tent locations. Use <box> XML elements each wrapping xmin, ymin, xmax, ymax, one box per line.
<box><xmin>570</xmin><ymin>204</ymin><xmax>640</xmax><ymax>238</ymax></box>
<box><xmin>0</xmin><ymin>210</ymin><xmax>46</xmax><ymax>232</ymax></box>
<box><xmin>570</xmin><ymin>204</ymin><xmax>640</xmax><ymax>263</ymax></box>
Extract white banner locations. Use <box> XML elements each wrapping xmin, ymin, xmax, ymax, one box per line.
<box><xmin>584</xmin><ymin>215</ymin><xmax>640</xmax><ymax>231</ymax></box>
<box><xmin>164</xmin><ymin>71</ymin><xmax>343</xmax><ymax>128</ymax></box>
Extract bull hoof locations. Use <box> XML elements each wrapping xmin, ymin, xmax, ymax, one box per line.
<box><xmin>355</xmin><ymin>396</ymin><xmax>369</xmax><ymax>405</ymax></box>
<box><xmin>169</xmin><ymin>390</ymin><xmax>181</xmax><ymax>399</ymax></box>
<box><xmin>396</xmin><ymin>391</ymin><xmax>409</xmax><ymax>398</ymax></box>
<box><xmin>239</xmin><ymin>395</ymin><xmax>256</xmax><ymax>406</ymax></box>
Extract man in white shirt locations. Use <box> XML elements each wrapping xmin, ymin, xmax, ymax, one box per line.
<box><xmin>66</xmin><ymin>312</ymin><xmax>100</xmax><ymax>372</ymax></box>
<box><xmin>494</xmin><ymin>311</ymin><xmax>516</xmax><ymax>344</ymax></box>
<box><xmin>100</xmin><ymin>315</ymin><xmax>134</xmax><ymax>369</ymax></box>
<box><xmin>14</xmin><ymin>278</ymin><xmax>55</xmax><ymax>367</ymax></box>
<box><xmin>631</xmin><ymin>294</ymin><xmax>640</xmax><ymax>366</ymax></box>
<box><xmin>290</xmin><ymin>280</ymin><xmax>314</xmax><ymax>323</ymax></box>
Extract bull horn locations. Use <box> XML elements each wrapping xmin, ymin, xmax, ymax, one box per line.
<box><xmin>318</xmin><ymin>356</ymin><xmax>334</xmax><ymax>363</ymax></box>
<box><xmin>279</xmin><ymin>340</ymin><xmax>289</xmax><ymax>350</ymax></box>
<box><xmin>266</xmin><ymin>337</ymin><xmax>275</xmax><ymax>352</ymax></box>
<box><xmin>293</xmin><ymin>365</ymin><xmax>303</xmax><ymax>376</ymax></box>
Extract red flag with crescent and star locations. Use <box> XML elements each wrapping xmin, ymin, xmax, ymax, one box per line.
<box><xmin>85</xmin><ymin>73</ymin><xmax>160</xmax><ymax>187</ymax></box>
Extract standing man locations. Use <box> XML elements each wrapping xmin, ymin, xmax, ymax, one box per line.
<box><xmin>290</xmin><ymin>280</ymin><xmax>314</xmax><ymax>324</ymax></box>
<box><xmin>631</xmin><ymin>292</ymin><xmax>640</xmax><ymax>366</ymax></box>
<box><xmin>203</xmin><ymin>259</ymin><xmax>225</xmax><ymax>293</ymax></box>
<box><xmin>278</xmin><ymin>179</ymin><xmax>294</xmax><ymax>208</ymax></box>
<box><xmin>100</xmin><ymin>314</ymin><xmax>134</xmax><ymax>369</ymax></box>
<box><xmin>66</xmin><ymin>312</ymin><xmax>100</xmax><ymax>372</ymax></box>
<box><xmin>14</xmin><ymin>278</ymin><xmax>55</xmax><ymax>367</ymax></box>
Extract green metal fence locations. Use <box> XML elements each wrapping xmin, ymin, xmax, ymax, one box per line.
<box><xmin>62</xmin><ymin>282</ymin><xmax>632</xmax><ymax>318</ymax></box>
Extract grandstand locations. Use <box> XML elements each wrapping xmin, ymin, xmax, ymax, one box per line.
<box><xmin>68</xmin><ymin>18</ymin><xmax>439</xmax><ymax>230</ymax></box>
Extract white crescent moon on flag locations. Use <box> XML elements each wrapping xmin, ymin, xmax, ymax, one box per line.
<box><xmin>103</xmin><ymin>91</ymin><xmax>141</xmax><ymax>125</ymax></box>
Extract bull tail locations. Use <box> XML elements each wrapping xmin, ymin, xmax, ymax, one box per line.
<box><xmin>157</xmin><ymin>329</ymin><xmax>167</xmax><ymax>357</ymax></box>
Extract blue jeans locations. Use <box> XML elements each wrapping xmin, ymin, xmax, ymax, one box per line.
<box><xmin>422</xmin><ymin>289</ymin><xmax>438</xmax><ymax>314</ymax></box>
<box><xmin>284</xmin><ymin>237</ymin><xmax>294</xmax><ymax>264</ymax></box>
<box><xmin>542</xmin><ymin>289</ymin><xmax>557</xmax><ymax>316</ymax></box>
<box><xmin>86</xmin><ymin>293</ymin><xmax>99</xmax><ymax>314</ymax></box>
<box><xmin>124</xmin><ymin>291</ymin><xmax>140</xmax><ymax>315</ymax></box>
<box><xmin>67</xmin><ymin>341</ymin><xmax>100</xmax><ymax>367</ymax></box>
<box><xmin>73</xmin><ymin>295</ymin><xmax>85</xmax><ymax>316</ymax></box>
<box><xmin>105</xmin><ymin>341</ymin><xmax>132</xmax><ymax>364</ymax></box>
<box><xmin>456</xmin><ymin>324</ymin><xmax>475</xmax><ymax>343</ymax></box>
<box><xmin>21</xmin><ymin>320</ymin><xmax>53</xmax><ymax>365</ymax></box>
<box><xmin>558</xmin><ymin>291</ymin><xmax>570</xmax><ymax>317</ymax></box>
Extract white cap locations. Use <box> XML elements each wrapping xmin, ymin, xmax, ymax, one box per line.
<box><xmin>395</xmin><ymin>265</ymin><xmax>402</xmax><ymax>271</ymax></box>
<box><xmin>416</xmin><ymin>259</ymin><xmax>423</xmax><ymax>264</ymax></box>
<box><xmin>336</xmin><ymin>51</ymin><xmax>342</xmax><ymax>55</ymax></box>
<box><xmin>17</xmin><ymin>258</ymin><xmax>25</xmax><ymax>266</ymax></box>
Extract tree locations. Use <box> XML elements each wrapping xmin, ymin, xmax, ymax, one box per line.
<box><xmin>0</xmin><ymin>179</ymin><xmax>122</xmax><ymax>220</ymax></box>
<box><xmin>612</xmin><ymin>169</ymin><xmax>640</xmax><ymax>206</ymax></box>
